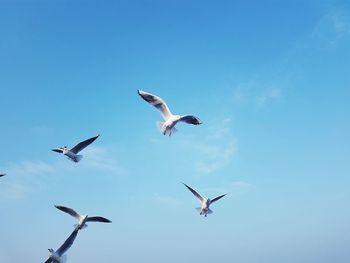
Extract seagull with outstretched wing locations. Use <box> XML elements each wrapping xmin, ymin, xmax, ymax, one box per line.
<box><xmin>44</xmin><ymin>228</ymin><xmax>79</xmax><ymax>263</ymax></box>
<box><xmin>137</xmin><ymin>90</ymin><xmax>202</xmax><ymax>136</ymax></box>
<box><xmin>182</xmin><ymin>183</ymin><xmax>226</xmax><ymax>217</ymax></box>
<box><xmin>55</xmin><ymin>205</ymin><xmax>112</xmax><ymax>230</ymax></box>
<box><xmin>52</xmin><ymin>134</ymin><xmax>99</xmax><ymax>162</ymax></box>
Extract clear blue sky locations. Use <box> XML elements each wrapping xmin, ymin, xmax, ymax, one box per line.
<box><xmin>1</xmin><ymin>0</ymin><xmax>350</xmax><ymax>262</ymax></box>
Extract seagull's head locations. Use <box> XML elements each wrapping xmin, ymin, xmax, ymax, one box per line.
<box><xmin>61</xmin><ymin>146</ymin><xmax>69</xmax><ymax>154</ymax></box>
<box><xmin>48</xmin><ymin>248</ymin><xmax>54</xmax><ymax>253</ymax></box>
<box><xmin>77</xmin><ymin>215</ymin><xmax>89</xmax><ymax>230</ymax></box>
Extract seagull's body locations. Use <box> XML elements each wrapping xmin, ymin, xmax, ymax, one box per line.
<box><xmin>52</xmin><ymin>134</ymin><xmax>99</xmax><ymax>162</ymax></box>
<box><xmin>44</xmin><ymin>228</ymin><xmax>79</xmax><ymax>263</ymax></box>
<box><xmin>182</xmin><ymin>183</ymin><xmax>226</xmax><ymax>217</ymax></box>
<box><xmin>55</xmin><ymin>205</ymin><xmax>112</xmax><ymax>230</ymax></box>
<box><xmin>137</xmin><ymin>90</ymin><xmax>202</xmax><ymax>136</ymax></box>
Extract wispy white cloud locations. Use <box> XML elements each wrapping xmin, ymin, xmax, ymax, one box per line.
<box><xmin>256</xmin><ymin>87</ymin><xmax>282</xmax><ymax>108</ymax></box>
<box><xmin>230</xmin><ymin>180</ymin><xmax>253</xmax><ymax>188</ymax></box>
<box><xmin>0</xmin><ymin>145</ymin><xmax>126</xmax><ymax>200</ymax></box>
<box><xmin>0</xmin><ymin>161</ymin><xmax>54</xmax><ymax>200</ymax></box>
<box><xmin>30</xmin><ymin>124</ymin><xmax>54</xmax><ymax>136</ymax></box>
<box><xmin>8</xmin><ymin>160</ymin><xmax>54</xmax><ymax>175</ymax></box>
<box><xmin>200</xmin><ymin>186</ymin><xmax>228</xmax><ymax>196</ymax></box>
<box><xmin>230</xmin><ymin>180</ymin><xmax>254</xmax><ymax>194</ymax></box>
<box><xmin>196</xmin><ymin>181</ymin><xmax>254</xmax><ymax>198</ymax></box>
<box><xmin>177</xmin><ymin>118</ymin><xmax>237</xmax><ymax>175</ymax></box>
<box><xmin>231</xmin><ymin>5</ymin><xmax>350</xmax><ymax>110</ymax></box>
<box><xmin>79</xmin><ymin>146</ymin><xmax>127</xmax><ymax>176</ymax></box>
<box><xmin>310</xmin><ymin>7</ymin><xmax>350</xmax><ymax>48</ymax></box>
<box><xmin>233</xmin><ymin>80</ymin><xmax>283</xmax><ymax>109</ymax></box>
<box><xmin>152</xmin><ymin>193</ymin><xmax>181</xmax><ymax>207</ymax></box>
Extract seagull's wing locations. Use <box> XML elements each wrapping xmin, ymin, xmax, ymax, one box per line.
<box><xmin>55</xmin><ymin>205</ymin><xmax>81</xmax><ymax>220</ymax></box>
<box><xmin>70</xmin><ymin>134</ymin><xmax>99</xmax><ymax>154</ymax></box>
<box><xmin>87</xmin><ymin>216</ymin><xmax>112</xmax><ymax>223</ymax></box>
<box><xmin>179</xmin><ymin>115</ymin><xmax>202</xmax><ymax>125</ymax></box>
<box><xmin>137</xmin><ymin>90</ymin><xmax>172</xmax><ymax>120</ymax></box>
<box><xmin>52</xmin><ymin>148</ymin><xmax>63</xmax><ymax>153</ymax></box>
<box><xmin>182</xmin><ymin>183</ymin><xmax>204</xmax><ymax>203</ymax></box>
<box><xmin>57</xmin><ymin>229</ymin><xmax>79</xmax><ymax>256</ymax></box>
<box><xmin>210</xmin><ymin>194</ymin><xmax>226</xmax><ymax>204</ymax></box>
<box><xmin>0</xmin><ymin>174</ymin><xmax>5</xmax><ymax>177</ymax></box>
<box><xmin>44</xmin><ymin>258</ymin><xmax>53</xmax><ymax>263</ymax></box>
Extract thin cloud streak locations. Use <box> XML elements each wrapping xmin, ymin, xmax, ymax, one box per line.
<box><xmin>0</xmin><ymin>160</ymin><xmax>54</xmax><ymax>200</ymax></box>
<box><xmin>233</xmin><ymin>80</ymin><xmax>283</xmax><ymax>109</ymax></box>
<box><xmin>310</xmin><ymin>7</ymin><xmax>350</xmax><ymax>48</ymax></box>
<box><xmin>0</xmin><ymin>146</ymin><xmax>126</xmax><ymax>200</ymax></box>
<box><xmin>152</xmin><ymin>193</ymin><xmax>181</xmax><ymax>207</ymax></box>
<box><xmin>177</xmin><ymin>118</ymin><xmax>237</xmax><ymax>175</ymax></box>
<box><xmin>80</xmin><ymin>146</ymin><xmax>127</xmax><ymax>176</ymax></box>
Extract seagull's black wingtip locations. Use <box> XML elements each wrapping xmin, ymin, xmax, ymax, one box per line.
<box><xmin>181</xmin><ymin>182</ymin><xmax>189</xmax><ymax>188</ymax></box>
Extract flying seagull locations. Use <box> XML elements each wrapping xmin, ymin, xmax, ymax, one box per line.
<box><xmin>182</xmin><ymin>183</ymin><xmax>226</xmax><ymax>217</ymax></box>
<box><xmin>52</xmin><ymin>134</ymin><xmax>99</xmax><ymax>162</ymax></box>
<box><xmin>137</xmin><ymin>90</ymin><xmax>202</xmax><ymax>136</ymax></box>
<box><xmin>44</xmin><ymin>228</ymin><xmax>79</xmax><ymax>263</ymax></box>
<box><xmin>55</xmin><ymin>205</ymin><xmax>112</xmax><ymax>230</ymax></box>
<box><xmin>0</xmin><ymin>173</ymin><xmax>5</xmax><ymax>177</ymax></box>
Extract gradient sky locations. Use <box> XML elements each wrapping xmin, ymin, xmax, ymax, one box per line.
<box><xmin>1</xmin><ymin>0</ymin><xmax>350</xmax><ymax>262</ymax></box>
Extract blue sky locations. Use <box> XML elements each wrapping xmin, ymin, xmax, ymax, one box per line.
<box><xmin>1</xmin><ymin>0</ymin><xmax>350</xmax><ymax>262</ymax></box>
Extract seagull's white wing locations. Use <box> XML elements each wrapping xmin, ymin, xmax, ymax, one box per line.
<box><xmin>179</xmin><ymin>115</ymin><xmax>202</xmax><ymax>125</ymax></box>
<box><xmin>87</xmin><ymin>216</ymin><xmax>112</xmax><ymax>223</ymax></box>
<box><xmin>210</xmin><ymin>194</ymin><xmax>226</xmax><ymax>204</ymax></box>
<box><xmin>70</xmin><ymin>135</ymin><xmax>99</xmax><ymax>154</ymax></box>
<box><xmin>182</xmin><ymin>183</ymin><xmax>204</xmax><ymax>203</ymax></box>
<box><xmin>55</xmin><ymin>205</ymin><xmax>81</xmax><ymax>220</ymax></box>
<box><xmin>137</xmin><ymin>90</ymin><xmax>172</xmax><ymax>120</ymax></box>
<box><xmin>56</xmin><ymin>229</ymin><xmax>79</xmax><ymax>256</ymax></box>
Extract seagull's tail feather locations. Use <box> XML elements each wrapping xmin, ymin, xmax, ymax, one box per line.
<box><xmin>207</xmin><ymin>209</ymin><xmax>213</xmax><ymax>214</ymax></box>
<box><xmin>156</xmin><ymin>121</ymin><xmax>166</xmax><ymax>135</ymax></box>
<box><xmin>75</xmin><ymin>155</ymin><xmax>83</xmax><ymax>163</ymax></box>
<box><xmin>170</xmin><ymin>127</ymin><xmax>178</xmax><ymax>136</ymax></box>
<box><xmin>74</xmin><ymin>223</ymin><xmax>88</xmax><ymax>230</ymax></box>
<box><xmin>61</xmin><ymin>254</ymin><xmax>67</xmax><ymax>263</ymax></box>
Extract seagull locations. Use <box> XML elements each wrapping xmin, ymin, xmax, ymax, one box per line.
<box><xmin>0</xmin><ymin>173</ymin><xmax>5</xmax><ymax>177</ymax></box>
<box><xmin>137</xmin><ymin>90</ymin><xmax>202</xmax><ymax>136</ymax></box>
<box><xmin>52</xmin><ymin>134</ymin><xmax>99</xmax><ymax>162</ymax></box>
<box><xmin>182</xmin><ymin>183</ymin><xmax>226</xmax><ymax>217</ymax></box>
<box><xmin>44</xmin><ymin>228</ymin><xmax>79</xmax><ymax>263</ymax></box>
<box><xmin>55</xmin><ymin>205</ymin><xmax>112</xmax><ymax>230</ymax></box>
